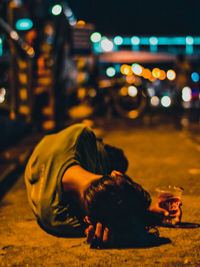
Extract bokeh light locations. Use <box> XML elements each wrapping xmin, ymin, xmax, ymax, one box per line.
<box><xmin>149</xmin><ymin>36</ymin><xmax>158</xmax><ymax>45</ymax></box>
<box><xmin>114</xmin><ymin>36</ymin><xmax>123</xmax><ymax>45</ymax></box>
<box><xmin>161</xmin><ymin>96</ymin><xmax>171</xmax><ymax>107</ymax></box>
<box><xmin>51</xmin><ymin>4</ymin><xmax>62</xmax><ymax>16</ymax></box>
<box><xmin>131</xmin><ymin>36</ymin><xmax>140</xmax><ymax>45</ymax></box>
<box><xmin>147</xmin><ymin>87</ymin><xmax>155</xmax><ymax>97</ymax></box>
<box><xmin>182</xmin><ymin>86</ymin><xmax>192</xmax><ymax>102</ymax></box>
<box><xmin>119</xmin><ymin>86</ymin><xmax>128</xmax><ymax>96</ymax></box>
<box><xmin>134</xmin><ymin>77</ymin><xmax>142</xmax><ymax>86</ymax></box>
<box><xmin>128</xmin><ymin>110</ymin><xmax>139</xmax><ymax>119</ymax></box>
<box><xmin>167</xmin><ymin>70</ymin><xmax>176</xmax><ymax>80</ymax></box>
<box><xmin>128</xmin><ymin>86</ymin><xmax>138</xmax><ymax>97</ymax></box>
<box><xmin>77</xmin><ymin>20</ymin><xmax>86</xmax><ymax>25</ymax></box>
<box><xmin>10</xmin><ymin>31</ymin><xmax>19</xmax><ymax>41</ymax></box>
<box><xmin>159</xmin><ymin>70</ymin><xmax>166</xmax><ymax>80</ymax></box>
<box><xmin>120</xmin><ymin>64</ymin><xmax>132</xmax><ymax>75</ymax></box>
<box><xmin>150</xmin><ymin>96</ymin><xmax>160</xmax><ymax>106</ymax></box>
<box><xmin>106</xmin><ymin>67</ymin><xmax>116</xmax><ymax>77</ymax></box>
<box><xmin>88</xmin><ymin>88</ymin><xmax>97</xmax><ymax>98</ymax></box>
<box><xmin>142</xmin><ymin>69</ymin><xmax>152</xmax><ymax>79</ymax></box>
<box><xmin>90</xmin><ymin>32</ymin><xmax>102</xmax><ymax>43</ymax></box>
<box><xmin>131</xmin><ymin>64</ymin><xmax>143</xmax><ymax>75</ymax></box>
<box><xmin>191</xmin><ymin>72</ymin><xmax>199</xmax><ymax>83</ymax></box>
<box><xmin>149</xmin><ymin>76</ymin><xmax>156</xmax><ymax>82</ymax></box>
<box><xmin>15</xmin><ymin>18</ymin><xmax>33</xmax><ymax>31</ymax></box>
<box><xmin>186</xmin><ymin>36</ymin><xmax>194</xmax><ymax>45</ymax></box>
<box><xmin>0</xmin><ymin>87</ymin><xmax>6</xmax><ymax>103</ymax></box>
<box><xmin>126</xmin><ymin>75</ymin><xmax>136</xmax><ymax>84</ymax></box>
<box><xmin>101</xmin><ymin>38</ymin><xmax>114</xmax><ymax>52</ymax></box>
<box><xmin>152</xmin><ymin>68</ymin><xmax>161</xmax><ymax>79</ymax></box>
<box><xmin>64</xmin><ymin>8</ymin><xmax>72</xmax><ymax>17</ymax></box>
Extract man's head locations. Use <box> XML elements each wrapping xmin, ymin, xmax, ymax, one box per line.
<box><xmin>83</xmin><ymin>173</ymin><xmax>151</xmax><ymax>234</ymax></box>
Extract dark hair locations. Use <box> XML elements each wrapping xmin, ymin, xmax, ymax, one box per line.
<box><xmin>84</xmin><ymin>174</ymin><xmax>152</xmax><ymax>235</ymax></box>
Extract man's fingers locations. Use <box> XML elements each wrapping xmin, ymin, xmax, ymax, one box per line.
<box><xmin>102</xmin><ymin>227</ymin><xmax>109</xmax><ymax>243</ymax></box>
<box><xmin>86</xmin><ymin>223</ymin><xmax>115</xmax><ymax>248</ymax></box>
<box><xmin>149</xmin><ymin>204</ymin><xmax>169</xmax><ymax>216</ymax></box>
<box><xmin>84</xmin><ymin>216</ymin><xmax>92</xmax><ymax>225</ymax></box>
<box><xmin>157</xmin><ymin>207</ymin><xmax>169</xmax><ymax>216</ymax></box>
<box><xmin>86</xmin><ymin>225</ymin><xmax>95</xmax><ymax>244</ymax></box>
<box><xmin>95</xmin><ymin>222</ymin><xmax>103</xmax><ymax>240</ymax></box>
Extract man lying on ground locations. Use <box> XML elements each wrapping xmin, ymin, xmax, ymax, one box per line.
<box><xmin>24</xmin><ymin>123</ymin><xmax>179</xmax><ymax>248</ymax></box>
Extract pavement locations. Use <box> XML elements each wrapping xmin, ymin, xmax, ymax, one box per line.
<box><xmin>0</xmin><ymin>117</ymin><xmax>200</xmax><ymax>266</ymax></box>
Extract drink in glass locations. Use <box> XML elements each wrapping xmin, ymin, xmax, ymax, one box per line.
<box><xmin>156</xmin><ymin>186</ymin><xmax>183</xmax><ymax>225</ymax></box>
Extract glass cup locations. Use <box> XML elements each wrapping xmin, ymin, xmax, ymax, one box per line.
<box><xmin>156</xmin><ymin>186</ymin><xmax>184</xmax><ymax>225</ymax></box>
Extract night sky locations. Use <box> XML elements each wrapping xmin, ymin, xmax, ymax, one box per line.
<box><xmin>67</xmin><ymin>0</ymin><xmax>200</xmax><ymax>36</ymax></box>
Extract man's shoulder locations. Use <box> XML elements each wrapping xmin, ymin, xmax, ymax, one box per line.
<box><xmin>60</xmin><ymin>123</ymin><xmax>92</xmax><ymax>136</ymax></box>
<box><xmin>60</xmin><ymin>123</ymin><xmax>96</xmax><ymax>143</ymax></box>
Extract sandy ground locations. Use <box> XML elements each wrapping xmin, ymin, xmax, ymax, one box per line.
<box><xmin>0</xmin><ymin>122</ymin><xmax>200</xmax><ymax>266</ymax></box>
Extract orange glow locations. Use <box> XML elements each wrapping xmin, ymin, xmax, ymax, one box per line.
<box><xmin>119</xmin><ymin>86</ymin><xmax>128</xmax><ymax>96</ymax></box>
<box><xmin>77</xmin><ymin>20</ymin><xmax>86</xmax><ymax>25</ymax></box>
<box><xmin>126</xmin><ymin>75</ymin><xmax>136</xmax><ymax>84</ymax></box>
<box><xmin>77</xmin><ymin>58</ymin><xmax>85</xmax><ymax>69</ymax></box>
<box><xmin>120</xmin><ymin>64</ymin><xmax>126</xmax><ymax>74</ymax></box>
<box><xmin>143</xmin><ymin>69</ymin><xmax>152</xmax><ymax>79</ymax></box>
<box><xmin>18</xmin><ymin>59</ymin><xmax>27</xmax><ymax>69</ymax></box>
<box><xmin>18</xmin><ymin>73</ymin><xmax>28</xmax><ymax>84</ymax></box>
<box><xmin>27</xmin><ymin>47</ymin><xmax>35</xmax><ymax>57</ymax></box>
<box><xmin>10</xmin><ymin>110</ymin><xmax>16</xmax><ymax>119</ymax></box>
<box><xmin>25</xmin><ymin>29</ymin><xmax>37</xmax><ymax>46</ymax></box>
<box><xmin>19</xmin><ymin>88</ymin><xmax>28</xmax><ymax>100</ymax></box>
<box><xmin>37</xmin><ymin>56</ymin><xmax>45</xmax><ymax>75</ymax></box>
<box><xmin>134</xmin><ymin>77</ymin><xmax>142</xmax><ymax>86</ymax></box>
<box><xmin>128</xmin><ymin>110</ymin><xmax>139</xmax><ymax>119</ymax></box>
<box><xmin>77</xmin><ymin>87</ymin><xmax>86</xmax><ymax>99</ymax></box>
<box><xmin>120</xmin><ymin>64</ymin><xmax>132</xmax><ymax>75</ymax></box>
<box><xmin>149</xmin><ymin>75</ymin><xmax>156</xmax><ymax>82</ymax></box>
<box><xmin>152</xmin><ymin>68</ymin><xmax>161</xmax><ymax>79</ymax></box>
<box><xmin>159</xmin><ymin>70</ymin><xmax>166</xmax><ymax>80</ymax></box>
<box><xmin>19</xmin><ymin>105</ymin><xmax>30</xmax><ymax>115</ymax></box>
<box><xmin>42</xmin><ymin>120</ymin><xmax>55</xmax><ymax>130</ymax></box>
<box><xmin>77</xmin><ymin>72</ymin><xmax>87</xmax><ymax>83</ymax></box>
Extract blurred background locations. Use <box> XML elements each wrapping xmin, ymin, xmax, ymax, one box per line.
<box><xmin>0</xmin><ymin>0</ymin><xmax>200</xmax><ymax>149</ymax></box>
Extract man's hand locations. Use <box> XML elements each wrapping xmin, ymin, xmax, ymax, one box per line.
<box><xmin>84</xmin><ymin>216</ymin><xmax>113</xmax><ymax>248</ymax></box>
<box><xmin>148</xmin><ymin>203</ymin><xmax>169</xmax><ymax>217</ymax></box>
<box><xmin>149</xmin><ymin>202</ymin><xmax>182</xmax><ymax>225</ymax></box>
